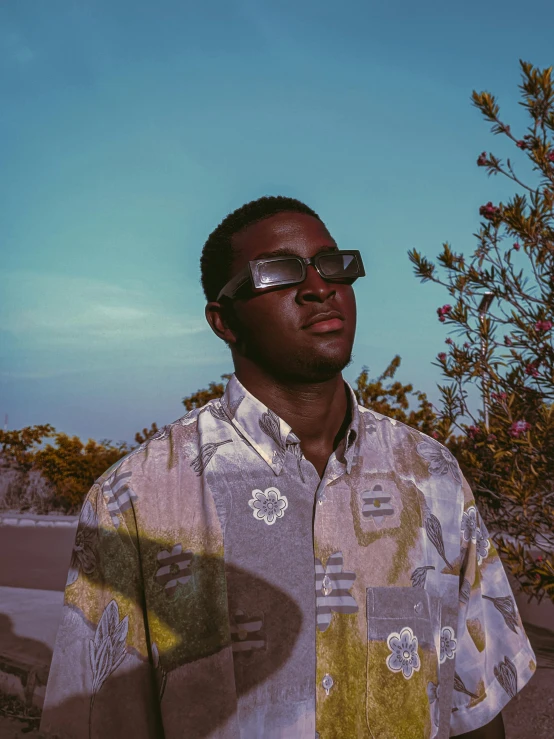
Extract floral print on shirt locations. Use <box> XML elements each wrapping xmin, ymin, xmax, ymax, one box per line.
<box><xmin>41</xmin><ymin>373</ymin><xmax>536</xmax><ymax>739</ymax></box>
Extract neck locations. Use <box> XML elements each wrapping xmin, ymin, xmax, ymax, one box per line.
<box><xmin>234</xmin><ymin>367</ymin><xmax>350</xmax><ymax>452</ymax></box>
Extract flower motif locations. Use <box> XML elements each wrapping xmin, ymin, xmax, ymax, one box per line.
<box><xmin>440</xmin><ymin>626</ymin><xmax>457</xmax><ymax>663</ymax></box>
<box><xmin>494</xmin><ymin>655</ymin><xmax>517</xmax><ymax>698</ymax></box>
<box><xmin>155</xmin><ymin>544</ymin><xmax>193</xmax><ymax>597</ymax></box>
<box><xmin>101</xmin><ymin>468</ymin><xmax>138</xmax><ymax>529</ymax></box>
<box><xmin>315</xmin><ymin>552</ymin><xmax>358</xmax><ymax>631</ymax></box>
<box><xmin>230</xmin><ymin>610</ymin><xmax>265</xmax><ymax>653</ymax></box>
<box><xmin>476</xmin><ymin>527</ymin><xmax>490</xmax><ymax>565</ymax></box>
<box><xmin>417</xmin><ymin>440</ymin><xmax>462</xmax><ymax>485</ymax></box>
<box><xmin>361</xmin><ymin>483</ymin><xmax>395</xmax><ymax>526</ymax></box>
<box><xmin>248</xmin><ymin>487</ymin><xmax>288</xmax><ymax>525</ymax></box>
<box><xmin>410</xmin><ymin>565</ymin><xmax>435</xmax><ymax>589</ymax></box>
<box><xmin>89</xmin><ymin>600</ymin><xmax>128</xmax><ymax>707</ymax></box>
<box><xmin>454</xmin><ymin>672</ymin><xmax>477</xmax><ymax>699</ymax></box>
<box><xmin>386</xmin><ymin>626</ymin><xmax>421</xmax><ymax>679</ymax></box>
<box><xmin>421</xmin><ymin>497</ymin><xmax>453</xmax><ymax>570</ymax></box>
<box><xmin>67</xmin><ymin>500</ymin><xmax>98</xmax><ymax>586</ymax></box>
<box><xmin>461</xmin><ymin>506</ymin><xmax>478</xmax><ymax>542</ymax></box>
<box><xmin>483</xmin><ymin>595</ymin><xmax>519</xmax><ymax>633</ymax></box>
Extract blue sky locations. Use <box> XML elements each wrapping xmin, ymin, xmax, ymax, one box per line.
<box><xmin>1</xmin><ymin>0</ymin><xmax>552</xmax><ymax>445</ymax></box>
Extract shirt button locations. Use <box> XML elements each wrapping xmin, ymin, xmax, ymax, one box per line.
<box><xmin>322</xmin><ymin>673</ymin><xmax>334</xmax><ymax>696</ymax></box>
<box><xmin>414</xmin><ymin>601</ymin><xmax>423</xmax><ymax>614</ymax></box>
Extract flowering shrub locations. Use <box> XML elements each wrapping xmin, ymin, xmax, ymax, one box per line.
<box><xmin>409</xmin><ymin>60</ymin><xmax>554</xmax><ymax>603</ymax></box>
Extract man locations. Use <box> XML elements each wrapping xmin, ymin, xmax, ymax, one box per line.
<box><xmin>41</xmin><ymin>196</ymin><xmax>536</xmax><ymax>738</ymax></box>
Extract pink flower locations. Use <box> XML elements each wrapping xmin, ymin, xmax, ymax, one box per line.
<box><xmin>525</xmin><ymin>364</ymin><xmax>540</xmax><ymax>378</ymax></box>
<box><xmin>477</xmin><ymin>151</ymin><xmax>488</xmax><ymax>166</ymax></box>
<box><xmin>537</xmin><ymin>556</ymin><xmax>544</xmax><ymax>563</ymax></box>
<box><xmin>509</xmin><ymin>420</ymin><xmax>531</xmax><ymax>437</ymax></box>
<box><xmin>548</xmin><ymin>152</ymin><xmax>554</xmax><ymax>162</ymax></box>
<box><xmin>513</xmin><ymin>242</ymin><xmax>520</xmax><ymax>251</ymax></box>
<box><xmin>437</xmin><ymin>305</ymin><xmax>452</xmax><ymax>323</ymax></box>
<box><xmin>464</xmin><ymin>342</ymin><xmax>471</xmax><ymax>349</ymax></box>
<box><xmin>504</xmin><ymin>336</ymin><xmax>513</xmax><ymax>346</ymax></box>
<box><xmin>468</xmin><ymin>425</ymin><xmax>481</xmax><ymax>439</ymax></box>
<box><xmin>432</xmin><ymin>431</ymin><xmax>439</xmax><ymax>439</ymax></box>
<box><xmin>535</xmin><ymin>320</ymin><xmax>553</xmax><ymax>331</ymax></box>
<box><xmin>479</xmin><ymin>201</ymin><xmax>500</xmax><ymax>220</ymax></box>
<box><xmin>438</xmin><ymin>352</ymin><xmax>447</xmax><ymax>362</ymax></box>
<box><xmin>492</xmin><ymin>391</ymin><xmax>507</xmax><ymax>403</ymax></box>
<box><xmin>445</xmin><ymin>338</ymin><xmax>453</xmax><ymax>345</ymax></box>
<box><xmin>516</xmin><ymin>140</ymin><xmax>528</xmax><ymax>149</ymax></box>
<box><xmin>487</xmin><ymin>434</ymin><xmax>497</xmax><ymax>442</ymax></box>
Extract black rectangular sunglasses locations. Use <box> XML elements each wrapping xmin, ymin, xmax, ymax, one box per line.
<box><xmin>217</xmin><ymin>250</ymin><xmax>365</xmax><ymax>302</ymax></box>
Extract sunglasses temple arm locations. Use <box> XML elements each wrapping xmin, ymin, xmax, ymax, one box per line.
<box><xmin>217</xmin><ymin>267</ymin><xmax>251</xmax><ymax>302</ymax></box>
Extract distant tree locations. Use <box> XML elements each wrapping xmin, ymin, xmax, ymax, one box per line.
<box><xmin>0</xmin><ymin>424</ymin><xmax>55</xmax><ymax>470</ymax></box>
<box><xmin>33</xmin><ymin>434</ymin><xmax>131</xmax><ymax>512</ymax></box>
<box><xmin>409</xmin><ymin>60</ymin><xmax>554</xmax><ymax>603</ymax></box>
<box><xmin>134</xmin><ymin>422</ymin><xmax>161</xmax><ymax>445</ymax></box>
<box><xmin>181</xmin><ymin>374</ymin><xmax>233</xmax><ymax>410</ymax></box>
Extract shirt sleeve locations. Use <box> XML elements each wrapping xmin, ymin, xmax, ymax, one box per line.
<box><xmin>449</xmin><ymin>475</ymin><xmax>537</xmax><ymax>736</ymax></box>
<box><xmin>40</xmin><ymin>477</ymin><xmax>162</xmax><ymax>739</ymax></box>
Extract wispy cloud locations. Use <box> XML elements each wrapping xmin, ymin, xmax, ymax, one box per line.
<box><xmin>1</xmin><ymin>271</ymin><xmax>208</xmax><ymax>346</ymax></box>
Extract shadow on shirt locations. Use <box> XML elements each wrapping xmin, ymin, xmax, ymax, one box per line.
<box><xmin>38</xmin><ymin>525</ymin><xmax>305</xmax><ymax>739</ymax></box>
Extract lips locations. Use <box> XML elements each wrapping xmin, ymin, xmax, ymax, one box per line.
<box><xmin>303</xmin><ymin>310</ymin><xmax>344</xmax><ymax>328</ymax></box>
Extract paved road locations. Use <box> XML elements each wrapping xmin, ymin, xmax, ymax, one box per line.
<box><xmin>0</xmin><ymin>527</ymin><xmax>75</xmax><ymax>591</ymax></box>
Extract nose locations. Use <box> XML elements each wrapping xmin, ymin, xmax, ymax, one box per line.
<box><xmin>300</xmin><ymin>262</ymin><xmax>336</xmax><ymax>296</ymax></box>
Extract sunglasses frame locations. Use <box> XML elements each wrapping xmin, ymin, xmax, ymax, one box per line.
<box><xmin>216</xmin><ymin>249</ymin><xmax>365</xmax><ymax>302</ymax></box>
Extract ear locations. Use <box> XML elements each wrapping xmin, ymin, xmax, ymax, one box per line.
<box><xmin>205</xmin><ymin>301</ymin><xmax>240</xmax><ymax>345</ymax></box>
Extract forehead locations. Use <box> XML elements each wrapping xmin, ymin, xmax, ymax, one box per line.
<box><xmin>231</xmin><ymin>212</ymin><xmax>335</xmax><ymax>262</ymax></box>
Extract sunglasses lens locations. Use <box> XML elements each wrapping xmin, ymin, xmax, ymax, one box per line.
<box><xmin>319</xmin><ymin>253</ymin><xmax>359</xmax><ymax>277</ymax></box>
<box><xmin>256</xmin><ymin>259</ymin><xmax>304</xmax><ymax>284</ymax></box>
<box><xmin>253</xmin><ymin>252</ymin><xmax>360</xmax><ymax>289</ymax></box>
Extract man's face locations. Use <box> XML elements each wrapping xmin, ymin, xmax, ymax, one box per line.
<box><xmin>221</xmin><ymin>211</ymin><xmax>357</xmax><ymax>384</ymax></box>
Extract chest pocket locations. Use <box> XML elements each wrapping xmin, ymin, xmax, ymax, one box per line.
<box><xmin>366</xmin><ymin>587</ymin><xmax>440</xmax><ymax>739</ymax></box>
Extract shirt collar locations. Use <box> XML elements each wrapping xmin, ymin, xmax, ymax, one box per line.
<box><xmin>221</xmin><ymin>373</ymin><xmax>360</xmax><ymax>476</ymax></box>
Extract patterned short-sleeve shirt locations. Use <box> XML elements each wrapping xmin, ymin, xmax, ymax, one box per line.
<box><xmin>41</xmin><ymin>373</ymin><xmax>536</xmax><ymax>739</ymax></box>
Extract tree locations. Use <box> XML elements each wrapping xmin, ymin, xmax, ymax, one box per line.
<box><xmin>134</xmin><ymin>422</ymin><xmax>161</xmax><ymax>445</ymax></box>
<box><xmin>33</xmin><ymin>434</ymin><xmax>131</xmax><ymax>512</ymax></box>
<box><xmin>352</xmin><ymin>356</ymin><xmax>437</xmax><ymax>435</ymax></box>
<box><xmin>182</xmin><ymin>374</ymin><xmax>233</xmax><ymax>411</ymax></box>
<box><xmin>409</xmin><ymin>60</ymin><xmax>554</xmax><ymax>603</ymax></box>
<box><xmin>0</xmin><ymin>424</ymin><xmax>55</xmax><ymax>471</ymax></box>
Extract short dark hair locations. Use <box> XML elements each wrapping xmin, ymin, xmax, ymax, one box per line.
<box><xmin>200</xmin><ymin>195</ymin><xmax>323</xmax><ymax>304</ymax></box>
